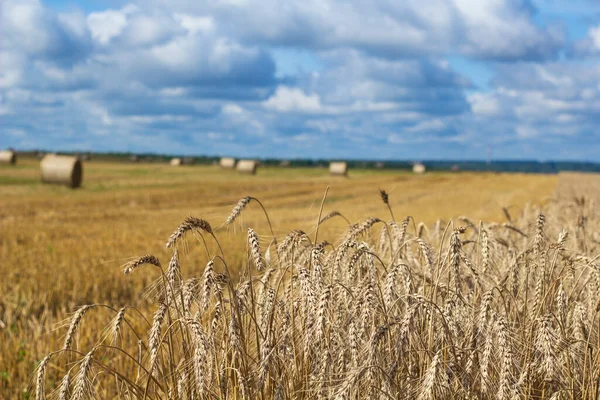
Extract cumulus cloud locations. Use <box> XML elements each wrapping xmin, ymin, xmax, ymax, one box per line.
<box><xmin>152</xmin><ymin>0</ymin><xmax>564</xmax><ymax>61</ymax></box>
<box><xmin>263</xmin><ymin>86</ymin><xmax>322</xmax><ymax>113</ymax></box>
<box><xmin>2</xmin><ymin>0</ymin><xmax>600</xmax><ymax>159</ymax></box>
<box><xmin>468</xmin><ymin>93</ymin><xmax>503</xmax><ymax>117</ymax></box>
<box><xmin>463</xmin><ymin>62</ymin><xmax>600</xmax><ymax>156</ymax></box>
<box><xmin>2</xmin><ymin>0</ymin><xmax>91</xmax><ymax>64</ymax></box>
<box><xmin>571</xmin><ymin>25</ymin><xmax>600</xmax><ymax>57</ymax></box>
<box><xmin>87</xmin><ymin>5</ymin><xmax>135</xmax><ymax>45</ymax></box>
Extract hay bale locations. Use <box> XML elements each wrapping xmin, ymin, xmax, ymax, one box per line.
<box><xmin>170</xmin><ymin>158</ymin><xmax>182</xmax><ymax>166</ymax></box>
<box><xmin>236</xmin><ymin>159</ymin><xmax>257</xmax><ymax>174</ymax></box>
<box><xmin>0</xmin><ymin>150</ymin><xmax>17</xmax><ymax>165</ymax></box>
<box><xmin>220</xmin><ymin>157</ymin><xmax>236</xmax><ymax>169</ymax></box>
<box><xmin>329</xmin><ymin>161</ymin><xmax>348</xmax><ymax>176</ymax></box>
<box><xmin>130</xmin><ymin>155</ymin><xmax>139</xmax><ymax>163</ymax></box>
<box><xmin>279</xmin><ymin>160</ymin><xmax>291</xmax><ymax>168</ymax></box>
<box><xmin>413</xmin><ymin>163</ymin><xmax>426</xmax><ymax>174</ymax></box>
<box><xmin>182</xmin><ymin>157</ymin><xmax>195</xmax><ymax>165</ymax></box>
<box><xmin>40</xmin><ymin>155</ymin><xmax>83</xmax><ymax>188</ymax></box>
<box><xmin>76</xmin><ymin>153</ymin><xmax>91</xmax><ymax>161</ymax></box>
<box><xmin>451</xmin><ymin>164</ymin><xmax>460</xmax><ymax>172</ymax></box>
<box><xmin>375</xmin><ymin>162</ymin><xmax>385</xmax><ymax>169</ymax></box>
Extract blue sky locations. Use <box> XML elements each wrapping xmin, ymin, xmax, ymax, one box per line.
<box><xmin>2</xmin><ymin>0</ymin><xmax>600</xmax><ymax>160</ymax></box>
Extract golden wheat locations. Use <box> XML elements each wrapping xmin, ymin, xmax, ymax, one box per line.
<box><xmin>27</xmin><ymin>173</ymin><xmax>600</xmax><ymax>399</ymax></box>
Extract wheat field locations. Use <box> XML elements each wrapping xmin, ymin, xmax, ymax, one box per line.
<box><xmin>7</xmin><ymin>157</ymin><xmax>599</xmax><ymax>399</ymax></box>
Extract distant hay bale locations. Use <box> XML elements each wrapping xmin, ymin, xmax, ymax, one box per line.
<box><xmin>170</xmin><ymin>158</ymin><xmax>182</xmax><ymax>166</ymax></box>
<box><xmin>0</xmin><ymin>150</ymin><xmax>17</xmax><ymax>165</ymax></box>
<box><xmin>220</xmin><ymin>157</ymin><xmax>236</xmax><ymax>169</ymax></box>
<box><xmin>40</xmin><ymin>155</ymin><xmax>83</xmax><ymax>188</ymax></box>
<box><xmin>76</xmin><ymin>153</ymin><xmax>91</xmax><ymax>162</ymax></box>
<box><xmin>329</xmin><ymin>162</ymin><xmax>348</xmax><ymax>176</ymax></box>
<box><xmin>182</xmin><ymin>157</ymin><xmax>195</xmax><ymax>165</ymax></box>
<box><xmin>413</xmin><ymin>163</ymin><xmax>426</xmax><ymax>174</ymax></box>
<box><xmin>451</xmin><ymin>164</ymin><xmax>461</xmax><ymax>172</ymax></box>
<box><xmin>375</xmin><ymin>162</ymin><xmax>385</xmax><ymax>169</ymax></box>
<box><xmin>130</xmin><ymin>155</ymin><xmax>139</xmax><ymax>163</ymax></box>
<box><xmin>236</xmin><ymin>159</ymin><xmax>258</xmax><ymax>175</ymax></box>
<box><xmin>280</xmin><ymin>160</ymin><xmax>291</xmax><ymax>167</ymax></box>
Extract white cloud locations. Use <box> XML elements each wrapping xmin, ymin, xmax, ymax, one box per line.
<box><xmin>129</xmin><ymin>115</ymin><xmax>191</xmax><ymax>123</ymax></box>
<box><xmin>469</xmin><ymin>93</ymin><xmax>502</xmax><ymax>117</ymax></box>
<box><xmin>57</xmin><ymin>11</ymin><xmax>89</xmax><ymax>38</ymax></box>
<box><xmin>573</xmin><ymin>25</ymin><xmax>600</xmax><ymax>57</ymax></box>
<box><xmin>406</xmin><ymin>119</ymin><xmax>446</xmax><ymax>133</ymax></box>
<box><xmin>263</xmin><ymin>86</ymin><xmax>322</xmax><ymax>113</ymax></box>
<box><xmin>453</xmin><ymin>0</ymin><xmax>563</xmax><ymax>59</ymax></box>
<box><xmin>0</xmin><ymin>51</ymin><xmax>26</xmax><ymax>88</ymax></box>
<box><xmin>3</xmin><ymin>0</ymin><xmax>600</xmax><ymax>160</ymax></box>
<box><xmin>590</xmin><ymin>26</ymin><xmax>600</xmax><ymax>49</ymax></box>
<box><xmin>222</xmin><ymin>103</ymin><xmax>244</xmax><ymax>114</ymax></box>
<box><xmin>516</xmin><ymin>125</ymin><xmax>539</xmax><ymax>138</ymax></box>
<box><xmin>160</xmin><ymin>87</ymin><xmax>187</xmax><ymax>96</ymax></box>
<box><xmin>87</xmin><ymin>5</ymin><xmax>137</xmax><ymax>45</ymax></box>
<box><xmin>174</xmin><ymin>14</ymin><xmax>215</xmax><ymax>35</ymax></box>
<box><xmin>153</xmin><ymin>0</ymin><xmax>563</xmax><ymax>60</ymax></box>
<box><xmin>2</xmin><ymin>0</ymin><xmax>90</xmax><ymax>62</ymax></box>
<box><xmin>120</xmin><ymin>13</ymin><xmax>175</xmax><ymax>46</ymax></box>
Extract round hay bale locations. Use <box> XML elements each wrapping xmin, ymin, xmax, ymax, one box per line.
<box><xmin>0</xmin><ymin>150</ymin><xmax>17</xmax><ymax>165</ymax></box>
<box><xmin>40</xmin><ymin>155</ymin><xmax>83</xmax><ymax>188</ymax></box>
<box><xmin>236</xmin><ymin>159</ymin><xmax>257</xmax><ymax>174</ymax></box>
<box><xmin>130</xmin><ymin>155</ymin><xmax>139</xmax><ymax>163</ymax></box>
<box><xmin>375</xmin><ymin>162</ymin><xmax>385</xmax><ymax>169</ymax></box>
<box><xmin>329</xmin><ymin>161</ymin><xmax>348</xmax><ymax>176</ymax></box>
<box><xmin>76</xmin><ymin>153</ymin><xmax>92</xmax><ymax>161</ymax></box>
<box><xmin>413</xmin><ymin>163</ymin><xmax>426</xmax><ymax>174</ymax></box>
<box><xmin>279</xmin><ymin>160</ymin><xmax>291</xmax><ymax>167</ymax></box>
<box><xmin>220</xmin><ymin>157</ymin><xmax>236</xmax><ymax>169</ymax></box>
<box><xmin>170</xmin><ymin>158</ymin><xmax>182</xmax><ymax>166</ymax></box>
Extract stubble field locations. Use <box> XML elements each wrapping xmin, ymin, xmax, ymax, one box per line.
<box><xmin>5</xmin><ymin>157</ymin><xmax>595</xmax><ymax>399</ymax></box>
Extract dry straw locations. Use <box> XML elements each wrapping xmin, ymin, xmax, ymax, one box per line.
<box><xmin>0</xmin><ymin>150</ymin><xmax>16</xmax><ymax>165</ymax></box>
<box><xmin>40</xmin><ymin>154</ymin><xmax>83</xmax><ymax>188</ymax></box>
<box><xmin>329</xmin><ymin>161</ymin><xmax>348</xmax><ymax>176</ymax></box>
<box><xmin>413</xmin><ymin>162</ymin><xmax>426</xmax><ymax>174</ymax></box>
<box><xmin>219</xmin><ymin>157</ymin><xmax>236</xmax><ymax>169</ymax></box>
<box><xmin>236</xmin><ymin>159</ymin><xmax>258</xmax><ymax>174</ymax></box>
